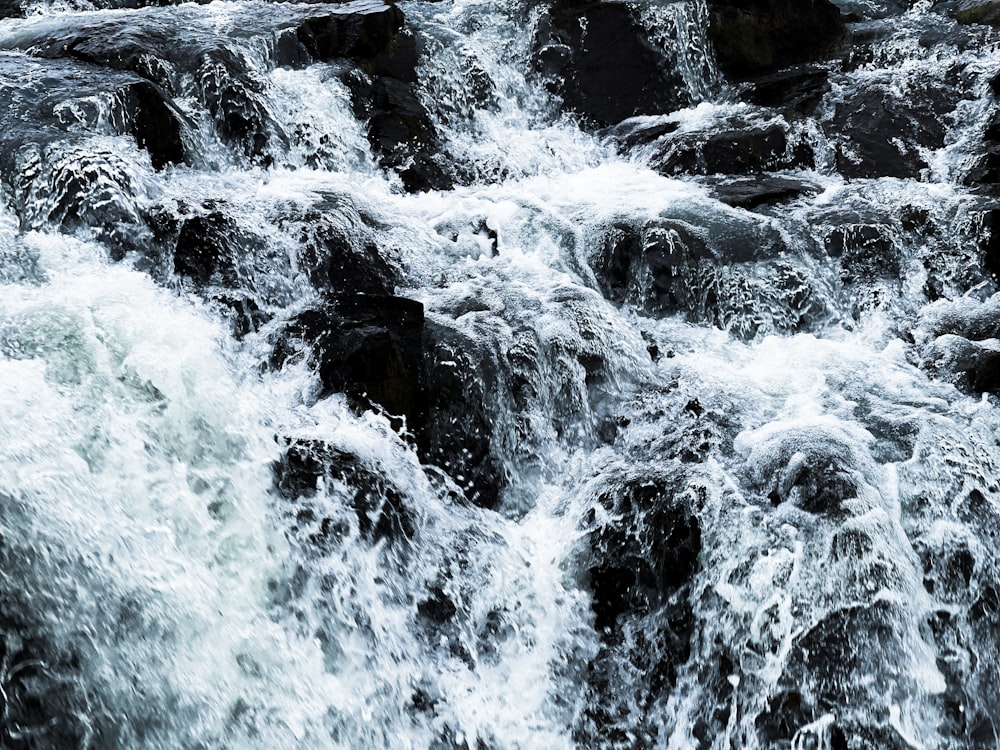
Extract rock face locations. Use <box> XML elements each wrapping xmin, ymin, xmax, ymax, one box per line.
<box><xmin>831</xmin><ymin>80</ymin><xmax>954</xmax><ymax>179</ymax></box>
<box><xmin>534</xmin><ymin>0</ymin><xmax>689</xmax><ymax>126</ymax></box>
<box><xmin>278</xmin><ymin>294</ymin><xmax>426</xmax><ymax>422</ymax></box>
<box><xmin>706</xmin><ymin>0</ymin><xmax>846</xmax><ymax>78</ymax></box>
<box><xmin>272</xmin><ymin>299</ymin><xmax>507</xmax><ymax>508</ymax></box>
<box><xmin>579</xmin><ymin>467</ymin><xmax>702</xmax><ymax>746</ymax></box>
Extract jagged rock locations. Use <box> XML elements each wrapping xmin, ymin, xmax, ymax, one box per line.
<box><xmin>534</xmin><ymin>0</ymin><xmax>689</xmax><ymax>127</ymax></box>
<box><xmin>274</xmin><ymin>438</ymin><xmax>415</xmax><ymax>544</ymax></box>
<box><xmin>4</xmin><ymin>1</ymin><xmax>409</xmax><ymax>166</ymax></box>
<box><xmin>344</xmin><ymin>29</ymin><xmax>452</xmax><ymax>192</ymax></box>
<box><xmin>275</xmin><ymin>294</ymin><xmax>425</xmax><ymax>423</ymax></box>
<box><xmin>279</xmin><ymin>202</ymin><xmax>398</xmax><ymax>296</ymax></box>
<box><xmin>706</xmin><ymin>0</ymin><xmax>846</xmax><ymax>79</ymax></box>
<box><xmin>830</xmin><ymin>81</ymin><xmax>954</xmax><ymax>179</ymax></box>
<box><xmin>114</xmin><ymin>80</ymin><xmax>186</xmax><ymax>170</ymax></box>
<box><xmin>173</xmin><ymin>204</ymin><xmax>246</xmax><ymax>286</ymax></box>
<box><xmin>579</xmin><ymin>467</ymin><xmax>701</xmax><ymax>746</ymax></box>
<box><xmin>824</xmin><ymin>223</ymin><xmax>901</xmax><ymax>283</ymax></box>
<box><xmin>420</xmin><ymin>320</ymin><xmax>506</xmax><ymax>510</ymax></box>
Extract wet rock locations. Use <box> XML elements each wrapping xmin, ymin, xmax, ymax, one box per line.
<box><xmin>344</xmin><ymin>30</ymin><xmax>452</xmax><ymax>192</ymax></box>
<box><xmin>758</xmin><ymin>601</ymin><xmax>910</xmax><ymax>746</ymax></box>
<box><xmin>274</xmin><ymin>294</ymin><xmax>425</xmax><ymax>423</ymax></box>
<box><xmin>918</xmin><ymin>538</ymin><xmax>975</xmax><ymax>603</ymax></box>
<box><xmin>366</xmin><ymin>76</ymin><xmax>451</xmax><ymax>192</ymax></box>
<box><xmin>273</xmin><ymin>297</ymin><xmax>507</xmax><ymax>507</ymax></box>
<box><xmin>594</xmin><ymin>206</ymin><xmax>820</xmax><ymax>338</ymax></box>
<box><xmin>739</xmin><ymin>65</ymin><xmax>831</xmax><ymax>115</ymax></box>
<box><xmin>294</xmin><ymin>1</ymin><xmax>404</xmax><ymax>61</ymax></box>
<box><xmin>113</xmin><ymin>80</ymin><xmax>187</xmax><ymax>170</ymax></box>
<box><xmin>948</xmin><ymin>0</ymin><xmax>1000</xmax><ymax>25</ymax></box>
<box><xmin>588</xmin><ymin>472</ymin><xmax>701</xmax><ymax>631</ymax></box>
<box><xmin>579</xmin><ymin>468</ymin><xmax>701</xmax><ymax>747</ymax></box>
<box><xmin>976</xmin><ymin>208</ymin><xmax>1000</xmax><ymax>280</ymax></box>
<box><xmin>739</xmin><ymin>420</ymin><xmax>875</xmax><ymax>517</ymax></box>
<box><xmin>0</xmin><ymin>56</ymin><xmax>186</xmax><ymax>234</ymax></box>
<box><xmin>647</xmin><ymin>119</ymin><xmax>814</xmax><ymax>177</ymax></box>
<box><xmin>824</xmin><ymin>223</ymin><xmax>901</xmax><ymax>283</ymax></box>
<box><xmin>702</xmin><ymin>124</ymin><xmax>808</xmax><ymax>174</ymax></box>
<box><xmin>706</xmin><ymin>174</ymin><xmax>824</xmax><ymax>209</ymax></box>
<box><xmin>274</xmin><ymin>438</ymin><xmax>414</xmax><ymax>544</ymax></box>
<box><xmin>922</xmin><ymin>334</ymin><xmax>1000</xmax><ymax>393</ymax></box>
<box><xmin>918</xmin><ymin>293</ymin><xmax>1000</xmax><ymax>393</ymax></box>
<box><xmin>279</xmin><ymin>202</ymin><xmax>398</xmax><ymax>296</ymax></box>
<box><xmin>420</xmin><ymin>320</ymin><xmax>506</xmax><ymax>510</ymax></box>
<box><xmin>173</xmin><ymin>204</ymin><xmax>245</xmax><ymax>286</ymax></box>
<box><xmin>5</xmin><ymin>1</ymin><xmax>410</xmax><ymax>166</ymax></box>
<box><xmin>831</xmin><ymin>81</ymin><xmax>954</xmax><ymax>179</ymax></box>
<box><xmin>706</xmin><ymin>0</ymin><xmax>846</xmax><ymax>79</ymax></box>
<box><xmin>534</xmin><ymin>0</ymin><xmax>689</xmax><ymax>127</ymax></box>
<box><xmin>196</xmin><ymin>49</ymin><xmax>277</xmax><ymax>162</ymax></box>
<box><xmin>829</xmin><ymin>0</ymin><xmax>910</xmax><ymax>19</ymax></box>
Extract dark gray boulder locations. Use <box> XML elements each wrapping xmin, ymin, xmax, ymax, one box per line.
<box><xmin>534</xmin><ymin>0</ymin><xmax>690</xmax><ymax>127</ymax></box>
<box><xmin>706</xmin><ymin>0</ymin><xmax>846</xmax><ymax>79</ymax></box>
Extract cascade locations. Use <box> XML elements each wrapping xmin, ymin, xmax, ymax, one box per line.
<box><xmin>1</xmin><ymin>0</ymin><xmax>1000</xmax><ymax>748</ymax></box>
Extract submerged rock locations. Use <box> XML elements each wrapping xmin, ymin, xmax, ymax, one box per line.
<box><xmin>274</xmin><ymin>438</ymin><xmax>415</xmax><ymax>545</ymax></box>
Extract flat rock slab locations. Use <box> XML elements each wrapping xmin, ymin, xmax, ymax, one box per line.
<box><xmin>702</xmin><ymin>174</ymin><xmax>824</xmax><ymax>209</ymax></box>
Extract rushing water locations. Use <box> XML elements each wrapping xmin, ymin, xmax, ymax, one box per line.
<box><xmin>2</xmin><ymin>0</ymin><xmax>1000</xmax><ymax>748</ymax></box>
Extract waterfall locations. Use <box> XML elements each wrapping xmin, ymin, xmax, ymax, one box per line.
<box><xmin>2</xmin><ymin>0</ymin><xmax>1000</xmax><ymax>748</ymax></box>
